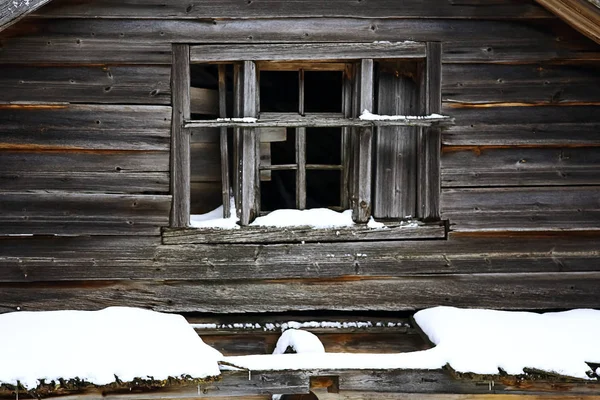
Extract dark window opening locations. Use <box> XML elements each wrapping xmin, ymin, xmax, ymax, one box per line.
<box><xmin>259</xmin><ymin>71</ymin><xmax>299</xmax><ymax>112</ymax></box>
<box><xmin>260</xmin><ymin>170</ymin><xmax>296</xmax><ymax>211</ymax></box>
<box><xmin>304</xmin><ymin>71</ymin><xmax>343</xmax><ymax>113</ymax></box>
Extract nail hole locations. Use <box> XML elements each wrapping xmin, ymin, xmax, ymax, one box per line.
<box><xmin>104</xmin><ymin>86</ymin><xmax>112</xmax><ymax>92</ymax></box>
<box><xmin>185</xmin><ymin>4</ymin><xmax>193</xmax><ymax>12</ymax></box>
<box><xmin>115</xmin><ymin>166</ymin><xmax>122</xmax><ymax>172</ymax></box>
<box><xmin>150</xmin><ymin>89</ymin><xmax>160</xmax><ymax>96</ymax></box>
<box><xmin>96</xmin><ymin>120</ymin><xmax>101</xmax><ymax>124</ymax></box>
<box><xmin>76</xmin><ymin>39</ymin><xmax>81</xmax><ymax>44</ymax></box>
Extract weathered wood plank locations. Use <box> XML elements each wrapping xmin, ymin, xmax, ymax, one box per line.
<box><xmin>161</xmin><ymin>222</ymin><xmax>446</xmax><ymax>244</ymax></box>
<box><xmin>239</xmin><ymin>60</ymin><xmax>259</xmax><ymax>225</ymax></box>
<box><xmin>218</xmin><ymin>64</ymin><xmax>231</xmax><ymax>218</ymax></box>
<box><xmin>32</xmin><ymin>0</ymin><xmax>553</xmax><ymax>19</ymax></box>
<box><xmin>354</xmin><ymin>59</ymin><xmax>374</xmax><ymax>223</ymax></box>
<box><xmin>0</xmin><ymin>65</ymin><xmax>171</xmax><ymax>104</ymax></box>
<box><xmin>0</xmin><ymin>193</ymin><xmax>171</xmax><ymax>235</ymax></box>
<box><xmin>442</xmin><ymin>104</ymin><xmax>600</xmax><ymax>145</ymax></box>
<box><xmin>170</xmin><ymin>44</ymin><xmax>191</xmax><ymax>228</ymax></box>
<box><xmin>2</xmin><ymin>233</ymin><xmax>600</xmax><ymax>281</ymax></box>
<box><xmin>442</xmin><ymin>146</ymin><xmax>600</xmax><ymax>187</ymax></box>
<box><xmin>2</xmin><ymin>18</ymin><xmax>597</xmax><ymax>64</ymax></box>
<box><xmin>442</xmin><ymin>186</ymin><xmax>600</xmax><ymax>231</ymax></box>
<box><xmin>0</xmin><ymin>0</ymin><xmax>51</xmax><ymax>32</ymax></box>
<box><xmin>0</xmin><ymin>104</ymin><xmax>171</xmax><ymax>151</ymax></box>
<box><xmin>443</xmin><ymin>63</ymin><xmax>600</xmax><ymax>104</ymax></box>
<box><xmin>191</xmin><ymin>42</ymin><xmax>426</xmax><ymax>62</ymax></box>
<box><xmin>319</xmin><ymin>395</ymin><xmax>600</xmax><ymax>400</ymax></box>
<box><xmin>1</xmin><ymin>272</ymin><xmax>599</xmax><ymax>312</ymax></box>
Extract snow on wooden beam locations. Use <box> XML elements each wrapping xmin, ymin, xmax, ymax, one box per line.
<box><xmin>0</xmin><ymin>0</ymin><xmax>52</xmax><ymax>32</ymax></box>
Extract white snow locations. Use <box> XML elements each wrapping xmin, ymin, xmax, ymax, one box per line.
<box><xmin>0</xmin><ymin>307</ymin><xmax>222</xmax><ymax>389</ymax></box>
<box><xmin>190</xmin><ymin>197</ymin><xmax>239</xmax><ymax>229</ymax></box>
<box><xmin>367</xmin><ymin>216</ymin><xmax>386</xmax><ymax>229</ymax></box>
<box><xmin>273</xmin><ymin>329</ymin><xmax>325</xmax><ymax>355</ymax></box>
<box><xmin>225</xmin><ymin>307</ymin><xmax>600</xmax><ymax>379</ymax></box>
<box><xmin>359</xmin><ymin>110</ymin><xmax>446</xmax><ymax>121</ymax></box>
<box><xmin>216</xmin><ymin>117</ymin><xmax>257</xmax><ymax>123</ymax></box>
<box><xmin>251</xmin><ymin>208</ymin><xmax>355</xmax><ymax>229</ymax></box>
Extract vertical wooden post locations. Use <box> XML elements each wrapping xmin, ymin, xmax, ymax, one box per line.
<box><xmin>340</xmin><ymin>63</ymin><xmax>353</xmax><ymax>210</ymax></box>
<box><xmin>418</xmin><ymin>42</ymin><xmax>442</xmax><ymax>221</ymax></box>
<box><xmin>375</xmin><ymin>61</ymin><xmax>419</xmax><ymax>218</ymax></box>
<box><xmin>296</xmin><ymin>69</ymin><xmax>306</xmax><ymax>209</ymax></box>
<box><xmin>218</xmin><ymin>64</ymin><xmax>231</xmax><ymax>218</ymax></box>
<box><xmin>240</xmin><ymin>60</ymin><xmax>259</xmax><ymax>225</ymax></box>
<box><xmin>170</xmin><ymin>44</ymin><xmax>190</xmax><ymax>227</ymax></box>
<box><xmin>353</xmin><ymin>58</ymin><xmax>374</xmax><ymax>223</ymax></box>
<box><xmin>233</xmin><ymin>64</ymin><xmax>242</xmax><ymax>215</ymax></box>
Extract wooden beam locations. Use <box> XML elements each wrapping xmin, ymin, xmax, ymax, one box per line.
<box><xmin>0</xmin><ymin>0</ymin><xmax>52</xmax><ymax>32</ymax></box>
<box><xmin>218</xmin><ymin>64</ymin><xmax>231</xmax><ymax>218</ymax></box>
<box><xmin>239</xmin><ymin>60</ymin><xmax>259</xmax><ymax>225</ymax></box>
<box><xmin>354</xmin><ymin>59</ymin><xmax>374</xmax><ymax>223</ymax></box>
<box><xmin>170</xmin><ymin>44</ymin><xmax>191</xmax><ymax>228</ymax></box>
<box><xmin>535</xmin><ymin>0</ymin><xmax>600</xmax><ymax>44</ymax></box>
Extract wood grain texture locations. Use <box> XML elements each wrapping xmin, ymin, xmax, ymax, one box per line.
<box><xmin>0</xmin><ymin>104</ymin><xmax>171</xmax><ymax>150</ymax></box>
<box><xmin>0</xmin><ymin>272</ymin><xmax>598</xmax><ymax>313</ymax></box>
<box><xmin>0</xmin><ymin>65</ymin><xmax>171</xmax><ymax>104</ymax></box>
<box><xmin>32</xmin><ymin>0</ymin><xmax>553</xmax><ymax>19</ymax></box>
<box><xmin>442</xmin><ymin>146</ymin><xmax>600</xmax><ymax>187</ymax></box>
<box><xmin>0</xmin><ymin>0</ymin><xmax>51</xmax><ymax>32</ymax></box>
<box><xmin>442</xmin><ymin>186</ymin><xmax>600</xmax><ymax>231</ymax></box>
<box><xmin>170</xmin><ymin>44</ymin><xmax>190</xmax><ymax>227</ymax></box>
<box><xmin>4</xmin><ymin>233</ymin><xmax>599</xmax><ymax>282</ymax></box>
<box><xmin>239</xmin><ymin>60</ymin><xmax>259</xmax><ymax>225</ymax></box>
<box><xmin>0</xmin><ymin>193</ymin><xmax>171</xmax><ymax>235</ymax></box>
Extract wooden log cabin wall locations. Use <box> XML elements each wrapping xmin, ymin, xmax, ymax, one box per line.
<box><xmin>0</xmin><ymin>0</ymin><xmax>599</xmax><ymax>316</ymax></box>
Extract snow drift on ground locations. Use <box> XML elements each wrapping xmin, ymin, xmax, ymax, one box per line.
<box><xmin>190</xmin><ymin>197</ymin><xmax>239</xmax><ymax>229</ymax></box>
<box><xmin>0</xmin><ymin>307</ymin><xmax>222</xmax><ymax>389</ymax></box>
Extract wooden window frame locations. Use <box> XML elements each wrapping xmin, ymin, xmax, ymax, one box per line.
<box><xmin>167</xmin><ymin>42</ymin><xmax>450</xmax><ymax>243</ymax></box>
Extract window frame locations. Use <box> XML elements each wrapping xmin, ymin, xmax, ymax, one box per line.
<box><xmin>169</xmin><ymin>41</ymin><xmax>449</xmax><ymax>241</ymax></box>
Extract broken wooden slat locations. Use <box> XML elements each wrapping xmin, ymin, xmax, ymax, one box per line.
<box><xmin>170</xmin><ymin>44</ymin><xmax>191</xmax><ymax>228</ymax></box>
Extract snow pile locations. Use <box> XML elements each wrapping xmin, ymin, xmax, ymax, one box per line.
<box><xmin>414</xmin><ymin>306</ymin><xmax>600</xmax><ymax>379</ymax></box>
<box><xmin>216</xmin><ymin>117</ymin><xmax>257</xmax><ymax>123</ymax></box>
<box><xmin>0</xmin><ymin>307</ymin><xmax>222</xmax><ymax>389</ymax></box>
<box><xmin>273</xmin><ymin>329</ymin><xmax>325</xmax><ymax>355</ymax></box>
<box><xmin>190</xmin><ymin>197</ymin><xmax>239</xmax><ymax>229</ymax></box>
<box><xmin>359</xmin><ymin>110</ymin><xmax>446</xmax><ymax>121</ymax></box>
<box><xmin>225</xmin><ymin>307</ymin><xmax>600</xmax><ymax>379</ymax></box>
<box><xmin>251</xmin><ymin>208</ymin><xmax>355</xmax><ymax>229</ymax></box>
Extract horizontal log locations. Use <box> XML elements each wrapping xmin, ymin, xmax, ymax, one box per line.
<box><xmin>441</xmin><ymin>146</ymin><xmax>600</xmax><ymax>187</ymax></box>
<box><xmin>2</xmin><ymin>233</ymin><xmax>600</xmax><ymax>281</ymax></box>
<box><xmin>0</xmin><ymin>171</ymin><xmax>169</xmax><ymax>193</ymax></box>
<box><xmin>162</xmin><ymin>222</ymin><xmax>446</xmax><ymax>244</ymax></box>
<box><xmin>32</xmin><ymin>0</ymin><xmax>553</xmax><ymax>19</ymax></box>
<box><xmin>0</xmin><ymin>65</ymin><xmax>171</xmax><ymax>104</ymax></box>
<box><xmin>0</xmin><ymin>104</ymin><xmax>171</xmax><ymax>151</ymax></box>
<box><xmin>0</xmin><ymin>192</ymin><xmax>171</xmax><ymax>235</ymax></box>
<box><xmin>442</xmin><ymin>63</ymin><xmax>600</xmax><ymax>104</ymax></box>
<box><xmin>185</xmin><ymin>116</ymin><xmax>453</xmax><ymax>129</ymax></box>
<box><xmin>442</xmin><ymin>104</ymin><xmax>600</xmax><ymax>145</ymax></box>
<box><xmin>317</xmin><ymin>394</ymin><xmax>600</xmax><ymax>400</ymax></box>
<box><xmin>442</xmin><ymin>186</ymin><xmax>600</xmax><ymax>231</ymax></box>
<box><xmin>2</xmin><ymin>18</ymin><xmax>597</xmax><ymax>64</ymax></box>
<box><xmin>0</xmin><ymin>272</ymin><xmax>599</xmax><ymax>312</ymax></box>
<box><xmin>190</xmin><ymin>42</ymin><xmax>426</xmax><ymax>62</ymax></box>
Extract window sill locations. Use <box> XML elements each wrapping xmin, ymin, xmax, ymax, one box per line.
<box><xmin>161</xmin><ymin>221</ymin><xmax>446</xmax><ymax>245</ymax></box>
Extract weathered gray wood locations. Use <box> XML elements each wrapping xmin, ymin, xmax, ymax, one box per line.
<box><xmin>33</xmin><ymin>0</ymin><xmax>553</xmax><ymax>19</ymax></box>
<box><xmin>375</xmin><ymin>62</ymin><xmax>419</xmax><ymax>219</ymax></box>
<box><xmin>190</xmin><ymin>87</ymin><xmax>219</xmax><ymax>114</ymax></box>
<box><xmin>341</xmin><ymin>64</ymin><xmax>353</xmax><ymax>210</ymax></box>
<box><xmin>0</xmin><ymin>65</ymin><xmax>171</xmax><ymax>104</ymax></box>
<box><xmin>2</xmin><ymin>18</ymin><xmax>597</xmax><ymax>64</ymax></box>
<box><xmin>442</xmin><ymin>104</ymin><xmax>600</xmax><ymax>145</ymax></box>
<box><xmin>0</xmin><ymin>0</ymin><xmax>51</xmax><ymax>32</ymax></box>
<box><xmin>318</xmin><ymin>394</ymin><xmax>600</xmax><ymax>400</ymax></box>
<box><xmin>233</xmin><ymin>64</ymin><xmax>242</xmax><ymax>214</ymax></box>
<box><xmin>354</xmin><ymin>59</ymin><xmax>374</xmax><ymax>223</ymax></box>
<box><xmin>443</xmin><ymin>63</ymin><xmax>600</xmax><ymax>104</ymax></box>
<box><xmin>240</xmin><ymin>60</ymin><xmax>259</xmax><ymax>225</ymax></box>
<box><xmin>3</xmin><ymin>233</ymin><xmax>600</xmax><ymax>281</ymax></box>
<box><xmin>170</xmin><ymin>44</ymin><xmax>191</xmax><ymax>228</ymax></box>
<box><xmin>418</xmin><ymin>42</ymin><xmax>442</xmax><ymax>221</ymax></box>
<box><xmin>441</xmin><ymin>146</ymin><xmax>600</xmax><ymax>187</ymax></box>
<box><xmin>296</xmin><ymin>128</ymin><xmax>307</xmax><ymax>209</ymax></box>
<box><xmin>186</xmin><ymin>116</ymin><xmax>453</xmax><ymax>129</ymax></box>
<box><xmin>190</xmin><ymin>42</ymin><xmax>426</xmax><ymax>62</ymax></box>
<box><xmin>1</xmin><ymin>272</ymin><xmax>599</xmax><ymax>313</ymax></box>
<box><xmin>0</xmin><ymin>193</ymin><xmax>171</xmax><ymax>235</ymax></box>
<box><xmin>442</xmin><ymin>186</ymin><xmax>600</xmax><ymax>231</ymax></box>
<box><xmin>218</xmin><ymin>64</ymin><xmax>231</xmax><ymax>218</ymax></box>
<box><xmin>162</xmin><ymin>221</ymin><xmax>445</xmax><ymax>244</ymax></box>
<box><xmin>0</xmin><ymin>104</ymin><xmax>171</xmax><ymax>150</ymax></box>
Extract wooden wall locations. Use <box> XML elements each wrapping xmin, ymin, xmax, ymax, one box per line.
<box><xmin>0</xmin><ymin>0</ymin><xmax>599</xmax><ymax>314</ymax></box>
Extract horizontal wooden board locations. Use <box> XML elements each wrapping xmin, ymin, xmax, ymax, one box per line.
<box><xmin>2</xmin><ymin>233</ymin><xmax>599</xmax><ymax>282</ymax></box>
<box><xmin>0</xmin><ymin>272</ymin><xmax>599</xmax><ymax>312</ymax></box>
<box><xmin>0</xmin><ymin>192</ymin><xmax>171</xmax><ymax>235</ymax></box>
<box><xmin>442</xmin><ymin>186</ymin><xmax>600</xmax><ymax>231</ymax></box>
<box><xmin>441</xmin><ymin>146</ymin><xmax>600</xmax><ymax>187</ymax></box>
<box><xmin>442</xmin><ymin>105</ymin><xmax>600</xmax><ymax>145</ymax></box>
<box><xmin>2</xmin><ymin>18</ymin><xmax>597</xmax><ymax>64</ymax></box>
<box><xmin>162</xmin><ymin>222</ymin><xmax>446</xmax><ymax>244</ymax></box>
<box><xmin>0</xmin><ymin>65</ymin><xmax>171</xmax><ymax>104</ymax></box>
<box><xmin>442</xmin><ymin>63</ymin><xmax>600</xmax><ymax>104</ymax></box>
<box><xmin>0</xmin><ymin>104</ymin><xmax>171</xmax><ymax>150</ymax></box>
<box><xmin>32</xmin><ymin>0</ymin><xmax>553</xmax><ymax>19</ymax></box>
<box><xmin>191</xmin><ymin>42</ymin><xmax>426</xmax><ymax>62</ymax></box>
